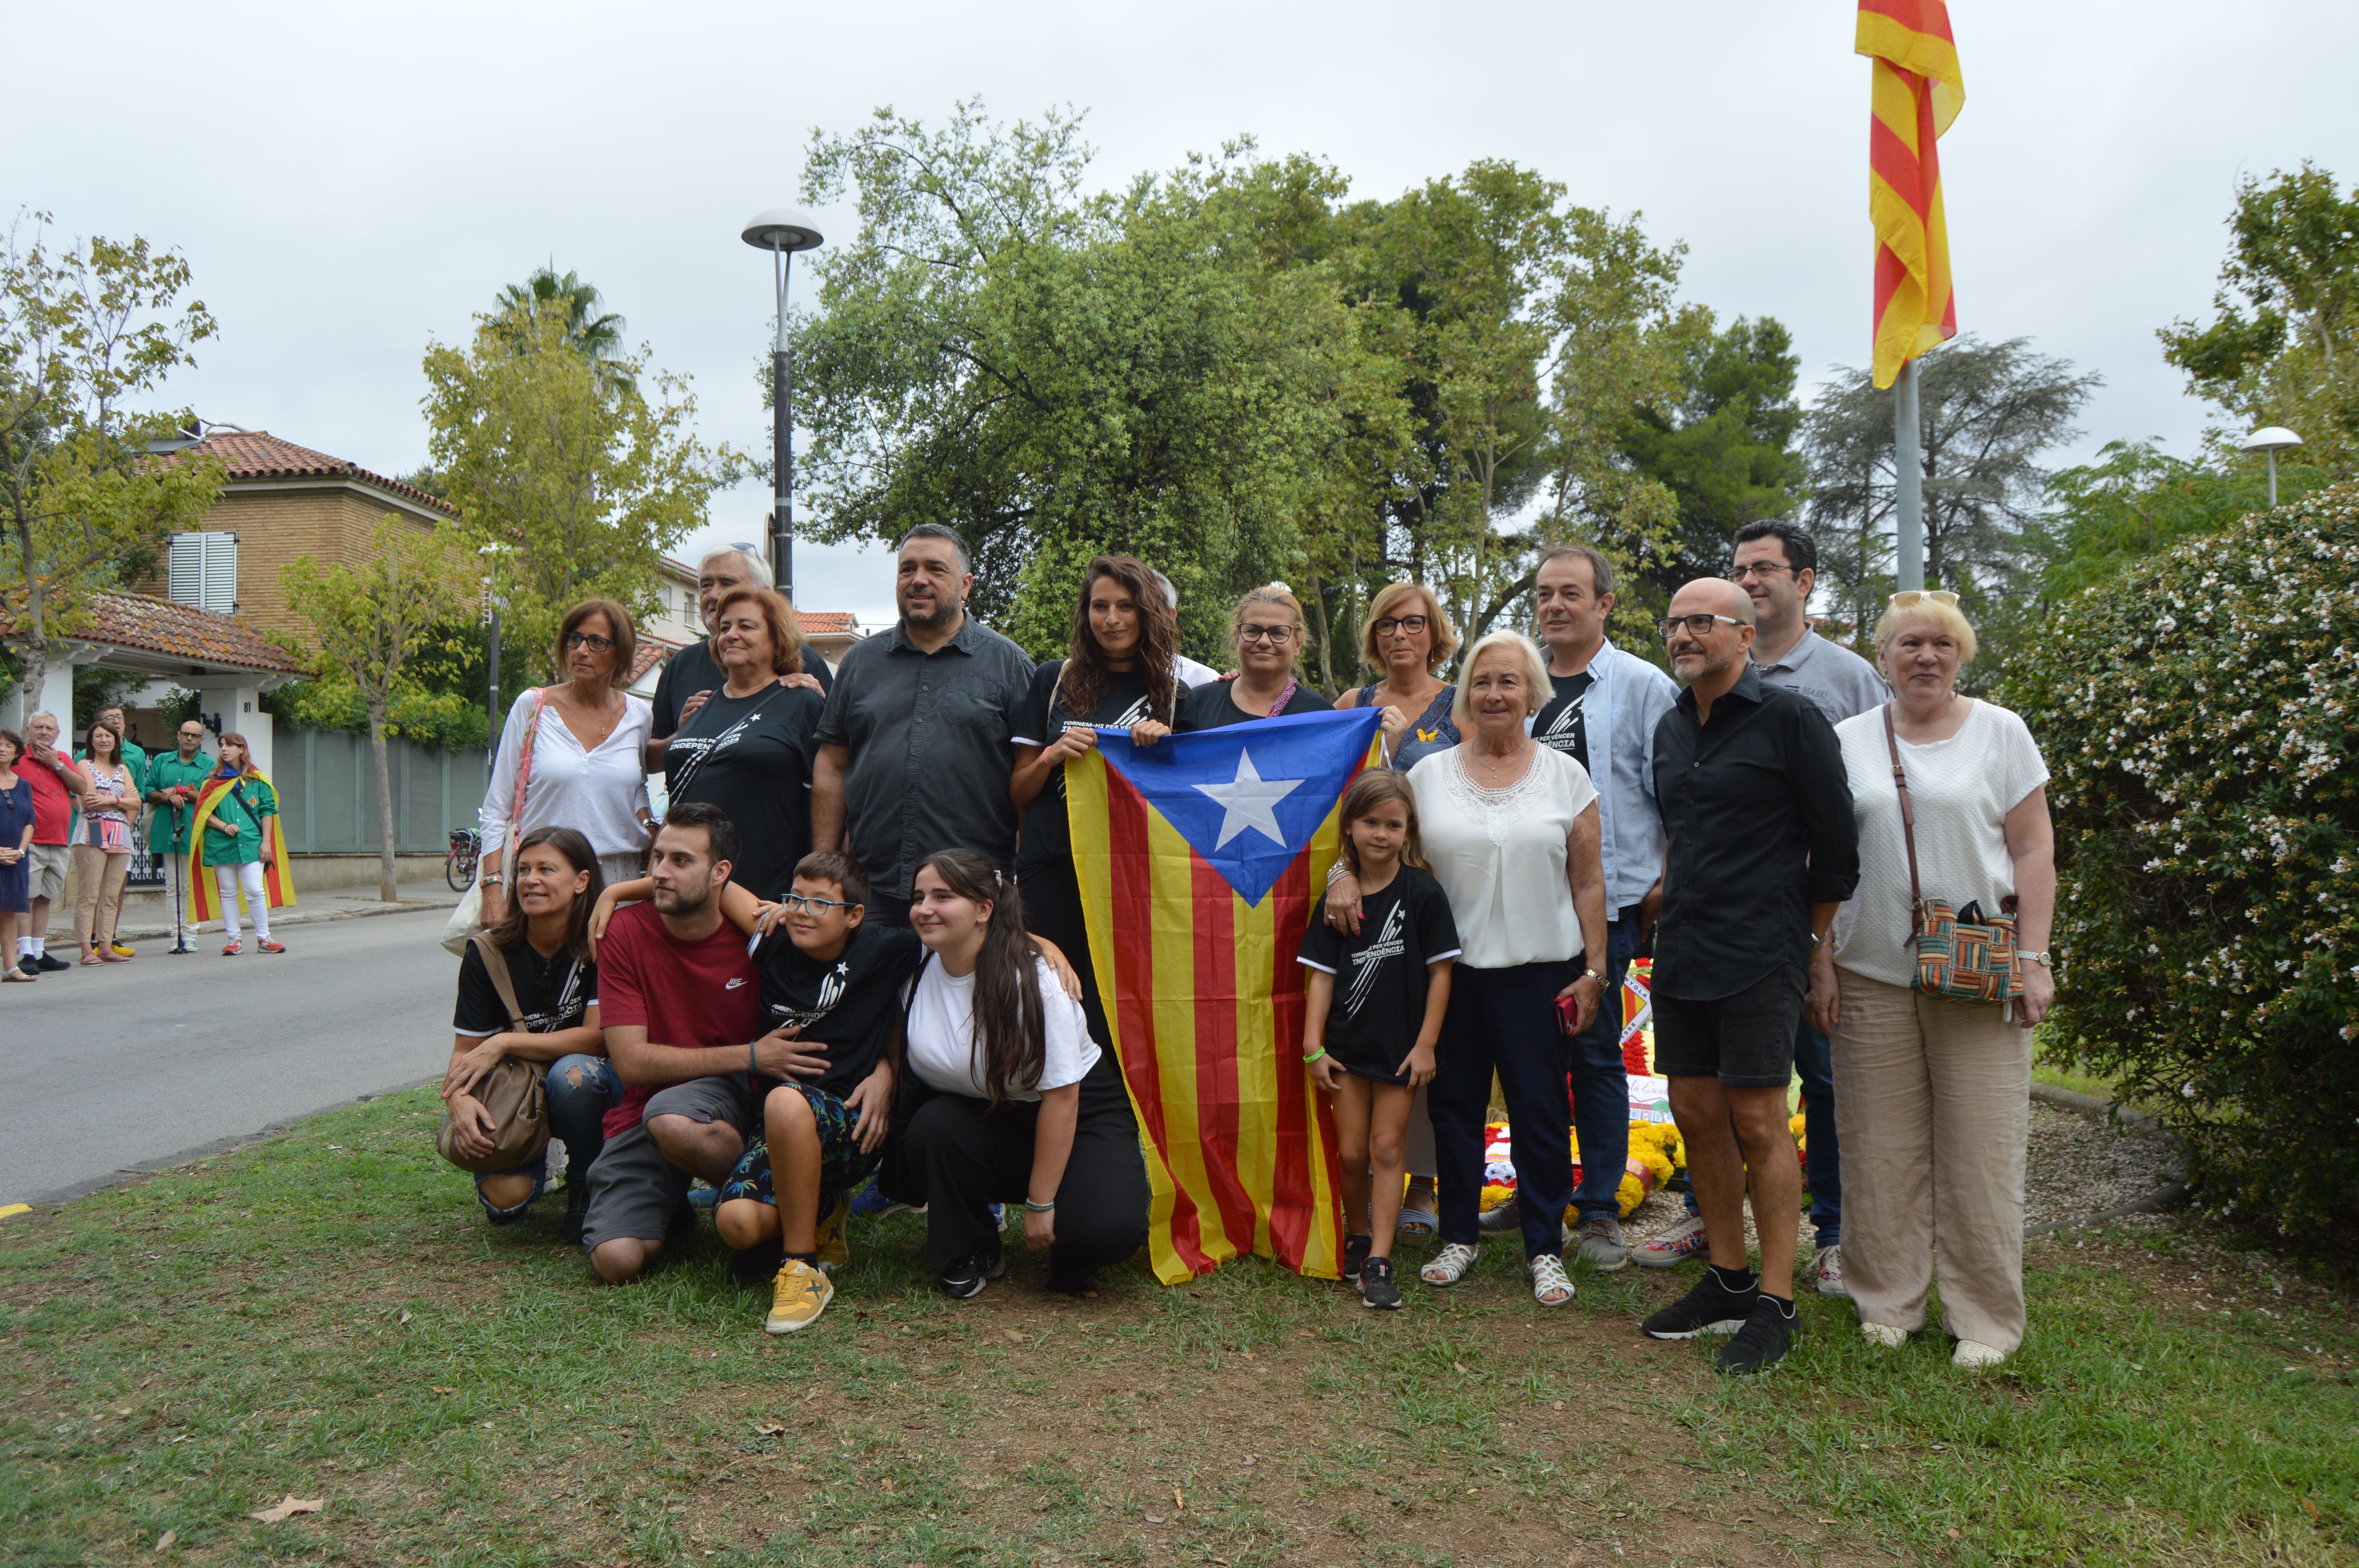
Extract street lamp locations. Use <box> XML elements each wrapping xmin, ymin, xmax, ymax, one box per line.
<box><xmin>740</xmin><ymin>208</ymin><xmax>825</xmax><ymax>601</ymax></box>
<box><xmin>2239</xmin><ymin>425</ymin><xmax>2303</xmax><ymax>508</ymax></box>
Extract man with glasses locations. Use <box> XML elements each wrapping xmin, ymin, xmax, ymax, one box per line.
<box><xmin>1525</xmin><ymin>545</ymin><xmax>1677</xmax><ymax>1271</ymax></box>
<box><xmin>1637</xmin><ymin>579</ymin><xmax>1857</xmax><ymax>1374</ymax></box>
<box><xmin>810</xmin><ymin>524</ymin><xmax>1036</xmax><ymax>924</ymax></box>
<box><xmin>145</xmin><ymin>720</ymin><xmax>214</xmax><ymax>946</ymax></box>
<box><xmin>645</xmin><ymin>545</ymin><xmax>829</xmax><ymax>773</ymax></box>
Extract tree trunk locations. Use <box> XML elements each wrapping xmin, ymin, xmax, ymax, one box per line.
<box><xmin>369</xmin><ymin>706</ymin><xmax>398</xmax><ymax>903</ymax></box>
<box><xmin>1307</xmin><ymin>570</ymin><xmax>1335</xmax><ymax>692</ymax></box>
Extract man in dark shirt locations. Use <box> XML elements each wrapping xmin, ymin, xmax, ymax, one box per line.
<box><xmin>1638</xmin><ymin>578</ymin><xmax>1858</xmax><ymax>1374</ymax></box>
<box><xmin>809</xmin><ymin>524</ymin><xmax>1034</xmax><ymax>923</ymax></box>
<box><xmin>643</xmin><ymin>545</ymin><xmax>830</xmax><ymax>772</ymax></box>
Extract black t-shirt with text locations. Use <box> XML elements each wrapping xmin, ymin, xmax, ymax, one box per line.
<box><xmin>662</xmin><ymin>683</ymin><xmax>826</xmax><ymax>901</ymax></box>
<box><xmin>1175</xmin><ymin>678</ymin><xmax>1332</xmax><ymax>732</ymax></box>
<box><xmin>1531</xmin><ymin>670</ymin><xmax>1595</xmax><ymax>774</ymax></box>
<box><xmin>1012</xmin><ymin>660</ymin><xmax>1163</xmax><ymax>875</ymax></box>
<box><xmin>752</xmin><ymin>922</ymin><xmax>926</xmax><ymax>1100</ymax></box>
<box><xmin>1296</xmin><ymin>866</ymin><xmax>1462</xmax><ymax>1085</ymax></box>
<box><xmin>650</xmin><ymin>639</ymin><xmax>832</xmax><ymax>738</ymax></box>
<box><xmin>454</xmin><ymin>939</ymin><xmax>597</xmax><ymax>1037</ymax></box>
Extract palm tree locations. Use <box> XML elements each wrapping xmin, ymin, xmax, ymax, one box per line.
<box><xmin>493</xmin><ymin>267</ymin><xmax>634</xmax><ymax>395</ymax></box>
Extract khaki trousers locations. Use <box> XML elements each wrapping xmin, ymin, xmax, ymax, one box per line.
<box><xmin>71</xmin><ymin>845</ymin><xmax>131</xmax><ymax>951</ymax></box>
<box><xmin>1831</xmin><ymin>969</ymin><xmax>2031</xmax><ymax>1353</ymax></box>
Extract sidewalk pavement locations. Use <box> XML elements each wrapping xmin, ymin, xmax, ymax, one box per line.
<box><xmin>109</xmin><ymin>879</ymin><xmax>463</xmax><ymax>945</ymax></box>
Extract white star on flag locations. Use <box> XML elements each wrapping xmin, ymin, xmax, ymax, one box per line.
<box><xmin>1193</xmin><ymin>748</ymin><xmax>1305</xmax><ymax>850</ymax></box>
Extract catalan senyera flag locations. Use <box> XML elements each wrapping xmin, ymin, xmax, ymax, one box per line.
<box><xmin>185</xmin><ymin>770</ymin><xmax>296</xmax><ymax>924</ymax></box>
<box><xmin>1067</xmin><ymin>707</ymin><xmax>1383</xmax><ymax>1284</ymax></box>
<box><xmin>1858</xmin><ymin>0</ymin><xmax>1964</xmax><ymax>388</ymax></box>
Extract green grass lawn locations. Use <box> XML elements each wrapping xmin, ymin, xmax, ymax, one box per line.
<box><xmin>4</xmin><ymin>1088</ymin><xmax>2354</xmax><ymax>1567</ymax></box>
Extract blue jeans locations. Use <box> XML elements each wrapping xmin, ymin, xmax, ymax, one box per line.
<box><xmin>476</xmin><ymin>1053</ymin><xmax>625</xmax><ymax>1221</ymax></box>
<box><xmin>1679</xmin><ymin>1016</ymin><xmax>1841</xmax><ymax>1249</ymax></box>
<box><xmin>1568</xmin><ymin>913</ymin><xmax>1641</xmax><ymax>1222</ymax></box>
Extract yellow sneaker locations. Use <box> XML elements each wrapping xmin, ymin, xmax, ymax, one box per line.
<box><xmin>814</xmin><ymin>1193</ymin><xmax>852</xmax><ymax>1276</ymax></box>
<box><xmin>764</xmin><ymin>1258</ymin><xmax>834</xmax><ymax>1335</ymax></box>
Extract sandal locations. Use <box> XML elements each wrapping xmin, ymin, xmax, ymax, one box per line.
<box><xmin>1419</xmin><ymin>1241</ymin><xmax>1478</xmax><ymax>1287</ymax></box>
<box><xmin>1395</xmin><ymin>1180</ymin><xmax>1439</xmax><ymax>1240</ymax></box>
<box><xmin>1528</xmin><ymin>1252</ymin><xmax>1576</xmax><ymax>1307</ymax></box>
<box><xmin>1</xmin><ymin>969</ymin><xmax>33</xmax><ymax>982</ymax></box>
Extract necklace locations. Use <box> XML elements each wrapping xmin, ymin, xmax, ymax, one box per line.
<box><xmin>1443</xmin><ymin>744</ymin><xmax>1550</xmax><ymax>845</ymax></box>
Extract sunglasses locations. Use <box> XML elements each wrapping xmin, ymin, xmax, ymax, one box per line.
<box><xmin>1886</xmin><ymin>590</ymin><xmax>1960</xmax><ymax>609</ymax></box>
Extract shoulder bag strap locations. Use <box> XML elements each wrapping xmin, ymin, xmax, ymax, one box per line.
<box><xmin>471</xmin><ymin>933</ymin><xmax>529</xmax><ymax>1028</ymax></box>
<box><xmin>509</xmin><ymin>689</ymin><xmax>547</xmax><ymax>837</ymax></box>
<box><xmin>1882</xmin><ymin>703</ymin><xmax>1925</xmax><ymax>942</ymax></box>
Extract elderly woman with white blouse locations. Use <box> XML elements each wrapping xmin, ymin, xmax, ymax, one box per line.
<box><xmin>1405</xmin><ymin>630</ymin><xmax>1609</xmax><ymax>1308</ymax></box>
<box><xmin>479</xmin><ymin>600</ymin><xmax>656</xmax><ymax>924</ymax></box>
<box><xmin>1807</xmin><ymin>591</ymin><xmax>2055</xmax><ymax>1370</ymax></box>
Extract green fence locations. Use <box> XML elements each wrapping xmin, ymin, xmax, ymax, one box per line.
<box><xmin>274</xmin><ymin>728</ymin><xmax>489</xmax><ymax>854</ymax></box>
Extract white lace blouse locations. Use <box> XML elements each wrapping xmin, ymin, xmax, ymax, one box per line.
<box><xmin>1407</xmin><ymin>744</ymin><xmax>1599</xmax><ymax>969</ymax></box>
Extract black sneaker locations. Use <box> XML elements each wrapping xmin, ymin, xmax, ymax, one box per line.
<box><xmin>1716</xmin><ymin>1294</ymin><xmax>1797</xmax><ymax>1374</ymax></box>
<box><xmin>1342</xmin><ymin>1232</ymin><xmax>1372</xmax><ymax>1289</ymax></box>
<box><xmin>728</xmin><ymin>1235</ymin><xmax>786</xmax><ymax>1287</ymax></box>
<box><xmin>14</xmin><ymin>956</ymin><xmax>34</xmax><ymax>978</ymax></box>
<box><xmin>938</xmin><ymin>1239</ymin><xmax>1008</xmax><ymax>1301</ymax></box>
<box><xmin>35</xmin><ymin>953</ymin><xmax>70</xmax><ymax>972</ymax></box>
<box><xmin>560</xmin><ymin>1184</ymin><xmax>591</xmax><ymax>1247</ymax></box>
<box><xmin>1641</xmin><ymin>1269</ymin><xmax>1758</xmax><ymax>1340</ymax></box>
<box><xmin>1360</xmin><ymin>1256</ymin><xmax>1402</xmax><ymax>1310</ymax></box>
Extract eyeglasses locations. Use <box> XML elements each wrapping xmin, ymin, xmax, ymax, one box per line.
<box><xmin>563</xmin><ymin>631</ymin><xmax>616</xmax><ymax>652</ymax></box>
<box><xmin>1659</xmin><ymin>613</ymin><xmax>1745</xmax><ymax>639</ymax></box>
<box><xmin>1372</xmin><ymin>614</ymin><xmax>1430</xmax><ymax>638</ymax></box>
<box><xmin>1728</xmin><ymin>562</ymin><xmax>1793</xmax><ymax>582</ymax></box>
<box><xmin>1886</xmin><ymin>589</ymin><xmax>1959</xmax><ymax>608</ymax></box>
<box><xmin>1238</xmin><ymin>624</ymin><xmax>1298</xmax><ymax>645</ymax></box>
<box><xmin>781</xmin><ymin>893</ymin><xmax>857</xmax><ymax>915</ymax></box>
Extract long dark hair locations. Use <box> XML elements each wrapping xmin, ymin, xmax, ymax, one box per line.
<box><xmin>1057</xmin><ymin>555</ymin><xmax>1178</xmax><ymax>725</ymax></box>
<box><xmin>916</xmin><ymin>848</ymin><xmax>1046</xmax><ymax>1110</ymax></box>
<box><xmin>487</xmin><ymin>825</ymin><xmax>603</xmax><ymax>963</ymax></box>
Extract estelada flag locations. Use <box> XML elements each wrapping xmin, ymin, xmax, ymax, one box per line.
<box><xmin>185</xmin><ymin>769</ymin><xmax>297</xmax><ymax>924</ymax></box>
<box><xmin>1857</xmin><ymin>0</ymin><xmax>1964</xmax><ymax>388</ymax></box>
<box><xmin>1067</xmin><ymin>706</ymin><xmax>1382</xmax><ymax>1284</ymax></box>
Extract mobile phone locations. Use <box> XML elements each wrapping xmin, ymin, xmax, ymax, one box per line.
<box><xmin>1554</xmin><ymin>994</ymin><xmax>1583</xmax><ymax>1036</ymax></box>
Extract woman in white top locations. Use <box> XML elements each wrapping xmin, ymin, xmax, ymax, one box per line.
<box><xmin>70</xmin><ymin>719</ymin><xmax>138</xmax><ymax>964</ymax></box>
<box><xmin>1402</xmin><ymin>630</ymin><xmax>1609</xmax><ymax>1307</ymax></box>
<box><xmin>877</xmin><ymin>848</ymin><xmax>1149</xmax><ymax>1301</ymax></box>
<box><xmin>479</xmin><ymin>599</ymin><xmax>656</xmax><ymax>921</ymax></box>
<box><xmin>1808</xmin><ymin>590</ymin><xmax>2055</xmax><ymax>1369</ymax></box>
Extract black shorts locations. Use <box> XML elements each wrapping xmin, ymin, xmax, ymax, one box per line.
<box><xmin>1651</xmin><ymin>966</ymin><xmax>1806</xmax><ymax>1089</ymax></box>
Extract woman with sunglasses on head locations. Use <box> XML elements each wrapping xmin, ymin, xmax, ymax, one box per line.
<box><xmin>69</xmin><ymin>718</ymin><xmax>138</xmax><ymax>964</ymax></box>
<box><xmin>479</xmin><ymin>600</ymin><xmax>655</xmax><ymax>927</ymax></box>
<box><xmin>1174</xmin><ymin>584</ymin><xmax>1331</xmax><ymax>731</ymax></box>
<box><xmin>1809</xmin><ymin>590</ymin><xmax>2055</xmax><ymax>1371</ymax></box>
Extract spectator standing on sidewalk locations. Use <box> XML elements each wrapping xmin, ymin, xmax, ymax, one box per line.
<box><xmin>68</xmin><ymin>719</ymin><xmax>138</xmax><ymax>965</ymax></box>
<box><xmin>0</xmin><ymin>730</ymin><xmax>35</xmax><ymax>984</ymax></box>
<box><xmin>80</xmin><ymin>705</ymin><xmax>150</xmax><ymax>958</ymax></box>
<box><xmin>192</xmin><ymin>733</ymin><xmax>287</xmax><ymax>956</ymax></box>
<box><xmin>145</xmin><ymin>721</ymin><xmax>213</xmax><ymax>928</ymax></box>
<box><xmin>12</xmin><ymin>713</ymin><xmax>87</xmax><ymax>975</ymax></box>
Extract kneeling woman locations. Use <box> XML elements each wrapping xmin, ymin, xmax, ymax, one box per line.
<box><xmin>443</xmin><ymin>826</ymin><xmax>623</xmax><ymax>1243</ymax></box>
<box><xmin>880</xmin><ymin>849</ymin><xmax>1149</xmax><ymax>1299</ymax></box>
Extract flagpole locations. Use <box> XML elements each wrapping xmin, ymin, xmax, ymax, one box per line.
<box><xmin>1894</xmin><ymin>357</ymin><xmax>1925</xmax><ymax>591</ymax></box>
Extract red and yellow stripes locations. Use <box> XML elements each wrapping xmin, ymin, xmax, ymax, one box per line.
<box><xmin>1068</xmin><ymin>748</ymin><xmax>1362</xmax><ymax>1283</ymax></box>
<box><xmin>1858</xmin><ymin>0</ymin><xmax>1963</xmax><ymax>388</ymax></box>
<box><xmin>186</xmin><ymin>772</ymin><xmax>297</xmax><ymax>924</ymax></box>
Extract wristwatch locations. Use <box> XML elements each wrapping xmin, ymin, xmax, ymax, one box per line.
<box><xmin>1583</xmin><ymin>968</ymin><xmax>1607</xmax><ymax>987</ymax></box>
<box><xmin>2019</xmin><ymin>950</ymin><xmax>2052</xmax><ymax>967</ymax></box>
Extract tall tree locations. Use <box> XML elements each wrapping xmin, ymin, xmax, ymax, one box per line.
<box><xmin>495</xmin><ymin>267</ymin><xmax>632</xmax><ymax>388</ymax></box>
<box><xmin>0</xmin><ymin>215</ymin><xmax>222</xmax><ymax>708</ymax></box>
<box><xmin>423</xmin><ymin>305</ymin><xmax>739</xmax><ymax>678</ymax></box>
<box><xmin>2160</xmin><ymin>162</ymin><xmax>2359</xmax><ymax>474</ymax></box>
<box><xmin>284</xmin><ymin>516</ymin><xmax>475</xmax><ymax>901</ymax></box>
<box><xmin>1799</xmin><ymin>334</ymin><xmax>2098</xmax><ymax>641</ymax></box>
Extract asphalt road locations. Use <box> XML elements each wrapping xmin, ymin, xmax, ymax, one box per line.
<box><xmin>1</xmin><ymin>908</ymin><xmax>459</xmax><ymax>1205</ymax></box>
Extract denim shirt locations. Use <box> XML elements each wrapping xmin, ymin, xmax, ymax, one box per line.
<box><xmin>1558</xmin><ymin>639</ymin><xmax>1678</xmax><ymax>916</ymax></box>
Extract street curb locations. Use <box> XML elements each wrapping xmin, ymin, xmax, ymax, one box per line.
<box><xmin>110</xmin><ymin>895</ymin><xmax>460</xmax><ymax>944</ymax></box>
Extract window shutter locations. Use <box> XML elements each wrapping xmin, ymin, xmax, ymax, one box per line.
<box><xmin>167</xmin><ymin>532</ymin><xmax>237</xmax><ymax>615</ymax></box>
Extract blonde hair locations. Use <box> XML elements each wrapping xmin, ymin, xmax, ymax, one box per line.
<box><xmin>1450</xmin><ymin>630</ymin><xmax>1552</xmax><ymax>730</ymax></box>
<box><xmin>1228</xmin><ymin>583</ymin><xmax>1307</xmax><ymax>653</ymax></box>
<box><xmin>1358</xmin><ymin>581</ymin><xmax>1460</xmax><ymax>675</ymax></box>
<box><xmin>1873</xmin><ymin>596</ymin><xmax>1979</xmax><ymax>665</ymax></box>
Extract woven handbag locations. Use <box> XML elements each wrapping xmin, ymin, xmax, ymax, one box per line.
<box><xmin>1883</xmin><ymin>705</ymin><xmax>2022</xmax><ymax>1005</ymax></box>
<box><xmin>434</xmin><ymin>934</ymin><xmax>554</xmax><ymax>1173</ymax></box>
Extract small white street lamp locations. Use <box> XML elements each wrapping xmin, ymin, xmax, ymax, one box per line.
<box><xmin>2239</xmin><ymin>426</ymin><xmax>2303</xmax><ymax>508</ymax></box>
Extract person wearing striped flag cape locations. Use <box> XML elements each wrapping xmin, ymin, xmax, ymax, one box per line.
<box><xmin>186</xmin><ymin>732</ymin><xmax>294</xmax><ymax>955</ymax></box>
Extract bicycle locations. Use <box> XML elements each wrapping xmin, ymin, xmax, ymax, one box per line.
<box><xmin>446</xmin><ymin>828</ymin><xmax>482</xmax><ymax>893</ymax></box>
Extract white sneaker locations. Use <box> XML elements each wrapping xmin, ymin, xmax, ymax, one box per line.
<box><xmin>1814</xmin><ymin>1243</ymin><xmax>1850</xmax><ymax>1298</ymax></box>
<box><xmin>1861</xmin><ymin>1322</ymin><xmax>1908</xmax><ymax>1349</ymax></box>
<box><xmin>1952</xmin><ymin>1339</ymin><xmax>2007</xmax><ymax>1369</ymax></box>
<box><xmin>1632</xmin><ymin>1214</ymin><xmax>1709</xmax><ymax>1268</ymax></box>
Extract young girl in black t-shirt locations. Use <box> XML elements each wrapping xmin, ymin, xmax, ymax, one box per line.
<box><xmin>1298</xmin><ymin>770</ymin><xmax>1460</xmax><ymax>1308</ymax></box>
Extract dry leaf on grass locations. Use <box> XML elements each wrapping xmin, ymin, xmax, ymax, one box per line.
<box><xmin>248</xmin><ymin>1496</ymin><xmax>324</xmax><ymax>1523</ymax></box>
<box><xmin>754</xmin><ymin>1420</ymin><xmax>787</xmax><ymax>1437</ymax></box>
<box><xmin>151</xmin><ymin>1530</ymin><xmax>176</xmax><ymax>1553</ymax></box>
<box><xmin>431</xmin><ymin>1386</ymin><xmax>455</xmax><ymax>1396</ymax></box>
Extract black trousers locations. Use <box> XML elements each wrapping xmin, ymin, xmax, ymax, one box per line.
<box><xmin>878</xmin><ymin>1050</ymin><xmax>1149</xmax><ymax>1291</ymax></box>
<box><xmin>1016</xmin><ymin>858</ymin><xmax>1111</xmax><ymax>1054</ymax></box>
<box><xmin>1430</xmin><ymin>959</ymin><xmax>1580</xmax><ymax>1261</ymax></box>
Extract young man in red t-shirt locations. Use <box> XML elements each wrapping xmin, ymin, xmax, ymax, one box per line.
<box><xmin>583</xmin><ymin>802</ymin><xmax>812</xmax><ymax>1284</ymax></box>
<box><xmin>13</xmin><ymin>711</ymin><xmax>88</xmax><ymax>975</ymax></box>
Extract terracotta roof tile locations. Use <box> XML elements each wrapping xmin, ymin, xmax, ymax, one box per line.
<box><xmin>630</xmin><ymin>633</ymin><xmax>682</xmax><ymax>684</ymax></box>
<box><xmin>193</xmin><ymin>430</ymin><xmax>456</xmax><ymax>517</ymax></box>
<box><xmin>2</xmin><ymin>590</ymin><xmax>304</xmax><ymax>674</ymax></box>
<box><xmin>798</xmin><ymin>611</ymin><xmax>859</xmax><ymax>635</ymax></box>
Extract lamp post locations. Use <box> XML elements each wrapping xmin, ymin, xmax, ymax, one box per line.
<box><xmin>2239</xmin><ymin>425</ymin><xmax>2303</xmax><ymax>508</ymax></box>
<box><xmin>740</xmin><ymin>209</ymin><xmax>825</xmax><ymax>601</ymax></box>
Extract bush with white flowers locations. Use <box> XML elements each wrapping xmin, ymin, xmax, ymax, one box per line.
<box><xmin>2005</xmin><ymin>485</ymin><xmax>2359</xmax><ymax>1238</ymax></box>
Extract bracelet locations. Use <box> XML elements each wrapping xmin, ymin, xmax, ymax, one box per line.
<box><xmin>481</xmin><ymin>874</ymin><xmax>505</xmax><ymax>888</ymax></box>
<box><xmin>1024</xmin><ymin>1199</ymin><xmax>1056</xmax><ymax>1213</ymax></box>
<box><xmin>1323</xmin><ymin>858</ymin><xmax>1351</xmax><ymax>887</ymax></box>
<box><xmin>1302</xmin><ymin>1048</ymin><xmax>1328</xmax><ymax>1065</ymax></box>
<box><xmin>750</xmin><ymin>1040</ymin><xmax>758</xmax><ymax>1075</ymax></box>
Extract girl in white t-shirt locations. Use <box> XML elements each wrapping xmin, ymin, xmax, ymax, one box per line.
<box><xmin>878</xmin><ymin>849</ymin><xmax>1148</xmax><ymax>1300</ymax></box>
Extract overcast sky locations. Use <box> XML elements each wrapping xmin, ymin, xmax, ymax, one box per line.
<box><xmin>14</xmin><ymin>1</ymin><xmax>2354</xmax><ymax>624</ymax></box>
